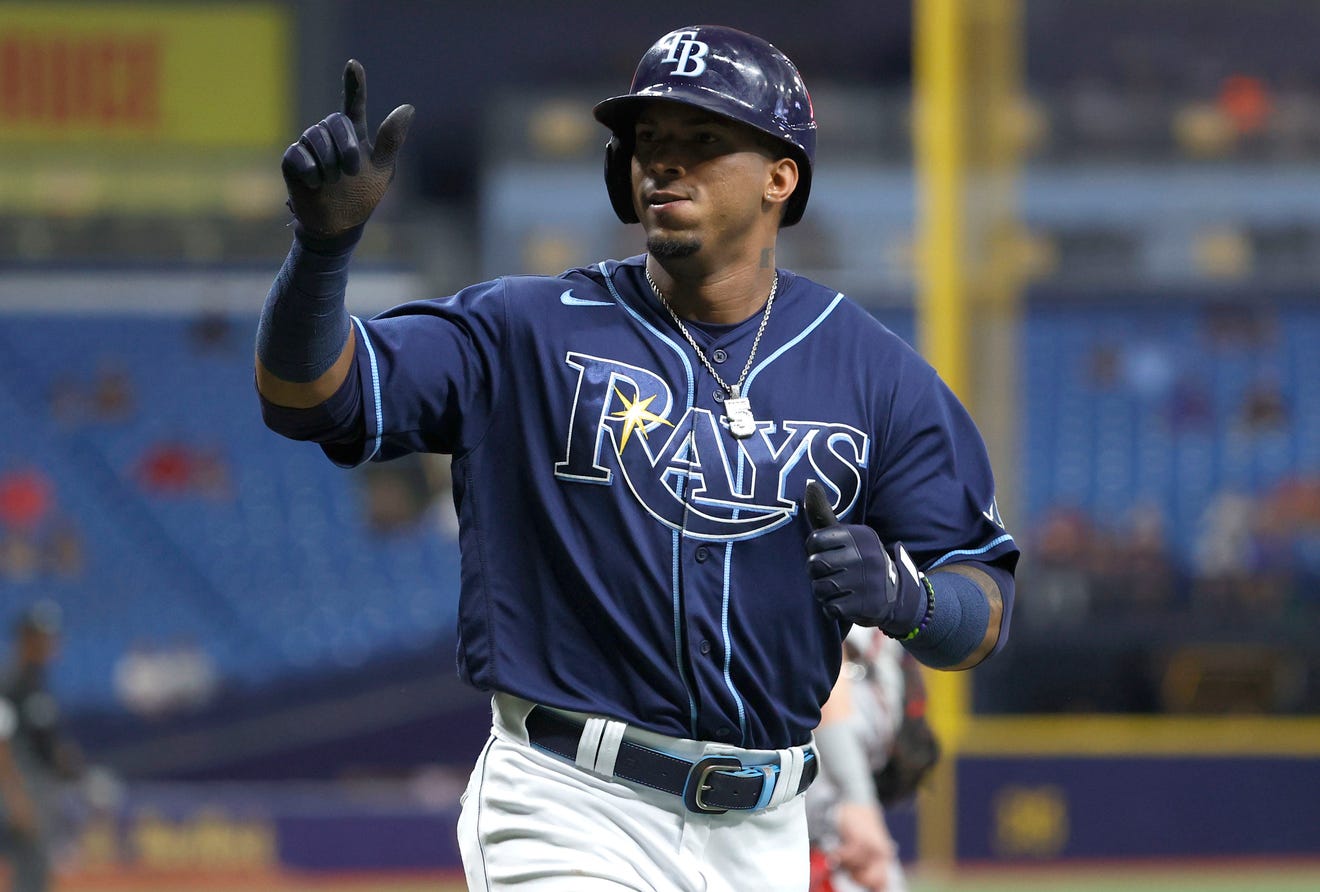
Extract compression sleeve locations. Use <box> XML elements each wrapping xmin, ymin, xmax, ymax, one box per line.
<box><xmin>255</xmin><ymin>225</ymin><xmax>364</xmax><ymax>383</ymax></box>
<box><xmin>903</xmin><ymin>560</ymin><xmax>1014</xmax><ymax>669</ymax></box>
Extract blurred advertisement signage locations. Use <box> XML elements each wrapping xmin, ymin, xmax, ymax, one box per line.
<box><xmin>0</xmin><ymin>1</ymin><xmax>290</xmax><ymax>147</ymax></box>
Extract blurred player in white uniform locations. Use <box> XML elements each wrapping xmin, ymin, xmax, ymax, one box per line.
<box><xmin>0</xmin><ymin>602</ymin><xmax>84</xmax><ymax>892</ymax></box>
<box><xmin>808</xmin><ymin>626</ymin><xmax>922</xmax><ymax>892</ymax></box>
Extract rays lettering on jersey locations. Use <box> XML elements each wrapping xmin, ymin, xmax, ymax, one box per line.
<box><xmin>554</xmin><ymin>352</ymin><xmax>869</xmax><ymax>541</ymax></box>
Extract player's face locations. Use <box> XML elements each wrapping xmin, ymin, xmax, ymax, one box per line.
<box><xmin>630</xmin><ymin>104</ymin><xmax>787</xmax><ymax>259</ymax></box>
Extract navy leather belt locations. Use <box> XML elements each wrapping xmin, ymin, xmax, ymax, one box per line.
<box><xmin>524</xmin><ymin>705</ymin><xmax>818</xmax><ymax>815</ymax></box>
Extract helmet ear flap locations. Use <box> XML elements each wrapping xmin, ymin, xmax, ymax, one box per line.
<box><xmin>604</xmin><ymin>135</ymin><xmax>639</xmax><ymax>225</ymax></box>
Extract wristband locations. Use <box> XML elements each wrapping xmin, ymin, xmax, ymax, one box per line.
<box><xmin>899</xmin><ymin>575</ymin><xmax>936</xmax><ymax>642</ymax></box>
<box><xmin>902</xmin><ymin>569</ymin><xmax>994</xmax><ymax>668</ymax></box>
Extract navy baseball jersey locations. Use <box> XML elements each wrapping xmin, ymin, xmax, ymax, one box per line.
<box><xmin>324</xmin><ymin>255</ymin><xmax>1016</xmax><ymax>750</ymax></box>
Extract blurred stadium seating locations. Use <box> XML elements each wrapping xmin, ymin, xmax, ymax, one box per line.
<box><xmin>1023</xmin><ymin>296</ymin><xmax>1320</xmax><ymax>555</ymax></box>
<box><xmin>0</xmin><ymin>314</ymin><xmax>461</xmax><ymax>713</ymax></box>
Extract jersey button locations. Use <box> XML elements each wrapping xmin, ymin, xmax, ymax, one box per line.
<box><xmin>712</xmin><ymin>390</ymin><xmax>725</xmax><ymax>403</ymax></box>
<box><xmin>695</xmin><ymin>546</ymin><xmax>709</xmax><ymax>562</ymax></box>
<box><xmin>699</xmin><ymin>639</ymin><xmax>712</xmax><ymax>655</ymax></box>
<box><xmin>712</xmin><ymin>348</ymin><xmax>728</xmax><ymax>363</ymax></box>
<box><xmin>715</xmin><ymin>727</ymin><xmax>731</xmax><ymax>739</ymax></box>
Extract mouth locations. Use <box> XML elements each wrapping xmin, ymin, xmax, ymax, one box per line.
<box><xmin>645</xmin><ymin>190</ymin><xmax>690</xmax><ymax>209</ymax></box>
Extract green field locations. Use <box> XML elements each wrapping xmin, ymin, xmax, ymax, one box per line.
<box><xmin>910</xmin><ymin>864</ymin><xmax>1320</xmax><ymax>892</ymax></box>
<box><xmin>58</xmin><ymin>863</ymin><xmax>1320</xmax><ymax>891</ymax></box>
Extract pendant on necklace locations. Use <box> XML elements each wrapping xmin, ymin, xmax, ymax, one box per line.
<box><xmin>724</xmin><ymin>386</ymin><xmax>757</xmax><ymax>439</ymax></box>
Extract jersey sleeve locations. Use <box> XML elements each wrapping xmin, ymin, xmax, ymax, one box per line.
<box><xmin>866</xmin><ymin>362</ymin><xmax>1018</xmax><ymax>573</ymax></box>
<box><xmin>322</xmin><ymin>277</ymin><xmax>509</xmax><ymax>467</ymax></box>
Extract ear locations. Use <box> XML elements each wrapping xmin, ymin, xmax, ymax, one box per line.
<box><xmin>763</xmin><ymin>157</ymin><xmax>800</xmax><ymax>216</ymax></box>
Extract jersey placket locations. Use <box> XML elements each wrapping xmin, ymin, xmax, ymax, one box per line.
<box><xmin>677</xmin><ymin>331</ymin><xmax>752</xmax><ymax>745</ymax></box>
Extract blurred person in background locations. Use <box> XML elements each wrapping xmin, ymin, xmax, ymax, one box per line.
<box><xmin>0</xmin><ymin>601</ymin><xmax>84</xmax><ymax>892</ymax></box>
<box><xmin>113</xmin><ymin>637</ymin><xmax>218</xmax><ymax>720</ymax></box>
<box><xmin>807</xmin><ymin>628</ymin><xmax>938</xmax><ymax>892</ymax></box>
<box><xmin>1018</xmin><ymin>505</ymin><xmax>1097</xmax><ymax>629</ymax></box>
<box><xmin>0</xmin><ymin>469</ymin><xmax>54</xmax><ymax>585</ymax></box>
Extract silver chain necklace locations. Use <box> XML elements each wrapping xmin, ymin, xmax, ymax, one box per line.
<box><xmin>644</xmin><ymin>263</ymin><xmax>778</xmax><ymax>439</ymax></box>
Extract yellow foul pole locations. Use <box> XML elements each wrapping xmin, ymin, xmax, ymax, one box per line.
<box><xmin>914</xmin><ymin>0</ymin><xmax>1024</xmax><ymax>868</ymax></box>
<box><xmin>916</xmin><ymin>0</ymin><xmax>970</xmax><ymax>406</ymax></box>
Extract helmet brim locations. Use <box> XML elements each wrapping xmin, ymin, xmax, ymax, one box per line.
<box><xmin>593</xmin><ymin>88</ymin><xmax>813</xmax><ymax>151</ymax></box>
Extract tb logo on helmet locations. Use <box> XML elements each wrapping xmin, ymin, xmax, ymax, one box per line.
<box><xmin>657</xmin><ymin>29</ymin><xmax>708</xmax><ymax>77</ymax></box>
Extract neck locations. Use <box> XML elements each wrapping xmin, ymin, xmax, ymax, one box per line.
<box><xmin>646</xmin><ymin>249</ymin><xmax>777</xmax><ymax>324</ymax></box>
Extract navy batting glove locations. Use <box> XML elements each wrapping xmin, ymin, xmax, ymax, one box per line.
<box><xmin>281</xmin><ymin>59</ymin><xmax>415</xmax><ymax>238</ymax></box>
<box><xmin>802</xmin><ymin>481</ymin><xmax>930</xmax><ymax>638</ymax></box>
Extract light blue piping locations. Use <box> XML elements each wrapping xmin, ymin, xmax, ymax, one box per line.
<box><xmin>741</xmin><ymin>292</ymin><xmax>846</xmax><ymax>396</ymax></box>
<box><xmin>928</xmin><ymin>533</ymin><xmax>1016</xmax><ymax>569</ymax></box>
<box><xmin>350</xmin><ymin>316</ymin><xmax>383</xmax><ymax>462</ymax></box>
<box><xmin>721</xmin><ymin>450</ymin><xmax>750</xmax><ymax>743</ymax></box>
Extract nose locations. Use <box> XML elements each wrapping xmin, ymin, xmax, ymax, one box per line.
<box><xmin>638</xmin><ymin>138</ymin><xmax>686</xmax><ymax>177</ymax></box>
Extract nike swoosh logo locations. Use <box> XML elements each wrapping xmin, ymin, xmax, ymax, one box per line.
<box><xmin>560</xmin><ymin>290</ymin><xmax>613</xmax><ymax>307</ymax></box>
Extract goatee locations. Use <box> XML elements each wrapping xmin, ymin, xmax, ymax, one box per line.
<box><xmin>647</xmin><ymin>236</ymin><xmax>701</xmax><ymax>260</ymax></box>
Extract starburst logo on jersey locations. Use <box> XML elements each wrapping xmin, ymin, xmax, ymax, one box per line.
<box><xmin>554</xmin><ymin>352</ymin><xmax>869</xmax><ymax>541</ymax></box>
<box><xmin>609</xmin><ymin>386</ymin><xmax>673</xmax><ymax>452</ymax></box>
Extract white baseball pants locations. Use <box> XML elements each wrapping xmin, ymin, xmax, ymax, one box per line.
<box><xmin>458</xmin><ymin>693</ymin><xmax>812</xmax><ymax>891</ymax></box>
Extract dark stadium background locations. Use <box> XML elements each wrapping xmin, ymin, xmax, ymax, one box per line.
<box><xmin>0</xmin><ymin>1</ymin><xmax>1316</xmax><ymax>888</ymax></box>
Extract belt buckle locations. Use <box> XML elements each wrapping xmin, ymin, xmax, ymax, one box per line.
<box><xmin>682</xmin><ymin>755</ymin><xmax>742</xmax><ymax>814</ymax></box>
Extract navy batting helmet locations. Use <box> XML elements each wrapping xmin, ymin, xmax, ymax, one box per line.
<box><xmin>593</xmin><ymin>25</ymin><xmax>816</xmax><ymax>227</ymax></box>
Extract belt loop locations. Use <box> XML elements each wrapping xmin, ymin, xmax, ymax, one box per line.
<box><xmin>574</xmin><ymin>716</ymin><xmax>629</xmax><ymax>779</ymax></box>
<box><xmin>594</xmin><ymin>720</ymin><xmax>627</xmax><ymax>778</ymax></box>
<box><xmin>766</xmin><ymin>746</ymin><xmax>805</xmax><ymax>809</ymax></box>
<box><xmin>575</xmin><ymin>717</ymin><xmax>607</xmax><ymax>772</ymax></box>
<box><xmin>492</xmin><ymin>692</ymin><xmax>535</xmax><ymax>744</ymax></box>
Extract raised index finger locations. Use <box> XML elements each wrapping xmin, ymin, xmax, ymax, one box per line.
<box><xmin>342</xmin><ymin>59</ymin><xmax>368</xmax><ymax>143</ymax></box>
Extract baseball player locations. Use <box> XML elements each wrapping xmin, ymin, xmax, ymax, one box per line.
<box><xmin>255</xmin><ymin>25</ymin><xmax>1017</xmax><ymax>891</ymax></box>
<box><xmin>0</xmin><ymin>602</ymin><xmax>83</xmax><ymax>892</ymax></box>
<box><xmin>808</xmin><ymin>627</ymin><xmax>918</xmax><ymax>892</ymax></box>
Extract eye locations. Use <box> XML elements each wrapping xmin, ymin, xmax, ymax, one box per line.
<box><xmin>696</xmin><ymin>131</ymin><xmax>719</xmax><ymax>144</ymax></box>
<box><xmin>635</xmin><ymin>127</ymin><xmax>656</xmax><ymax>143</ymax></box>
